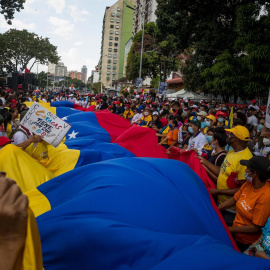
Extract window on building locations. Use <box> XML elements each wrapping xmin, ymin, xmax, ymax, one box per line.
<box><xmin>111</xmin><ymin>19</ymin><xmax>115</xmax><ymax>22</ymax></box>
<box><xmin>115</xmin><ymin>37</ymin><xmax>119</xmax><ymax>41</ymax></box>
<box><xmin>117</xmin><ymin>8</ymin><xmax>121</xmax><ymax>12</ymax></box>
<box><xmin>108</xmin><ymin>54</ymin><xmax>112</xmax><ymax>58</ymax></box>
<box><xmin>107</xmin><ymin>76</ymin><xmax>110</xmax><ymax>80</ymax></box>
<box><xmin>113</xmin><ymin>54</ymin><xmax>117</xmax><ymax>58</ymax></box>
<box><xmin>110</xmin><ymin>25</ymin><xmax>114</xmax><ymax>29</ymax></box>
<box><xmin>116</xmin><ymin>13</ymin><xmax>120</xmax><ymax>17</ymax></box>
<box><xmin>114</xmin><ymin>43</ymin><xmax>118</xmax><ymax>47</ymax></box>
<box><xmin>109</xmin><ymin>42</ymin><xmax>113</xmax><ymax>46</ymax></box>
<box><xmin>113</xmin><ymin>66</ymin><xmax>117</xmax><ymax>70</ymax></box>
<box><xmin>111</xmin><ymin>13</ymin><xmax>115</xmax><ymax>17</ymax></box>
<box><xmin>116</xmin><ymin>20</ymin><xmax>120</xmax><ymax>23</ymax></box>
<box><xmin>112</xmin><ymin>72</ymin><xmax>116</xmax><ymax>75</ymax></box>
<box><xmin>109</xmin><ymin>36</ymin><xmax>113</xmax><ymax>40</ymax></box>
<box><xmin>114</xmin><ymin>49</ymin><xmax>118</xmax><ymax>52</ymax></box>
<box><xmin>115</xmin><ymin>31</ymin><xmax>119</xmax><ymax>35</ymax></box>
<box><xmin>107</xmin><ymin>71</ymin><xmax>111</xmax><ymax>75</ymax></box>
<box><xmin>115</xmin><ymin>25</ymin><xmax>119</xmax><ymax>29</ymax></box>
<box><xmin>113</xmin><ymin>60</ymin><xmax>117</xmax><ymax>64</ymax></box>
<box><xmin>107</xmin><ymin>59</ymin><xmax>111</xmax><ymax>63</ymax></box>
<box><xmin>107</xmin><ymin>65</ymin><xmax>111</xmax><ymax>69</ymax></box>
<box><xmin>108</xmin><ymin>48</ymin><xmax>112</xmax><ymax>52</ymax></box>
<box><xmin>109</xmin><ymin>30</ymin><xmax>114</xmax><ymax>34</ymax></box>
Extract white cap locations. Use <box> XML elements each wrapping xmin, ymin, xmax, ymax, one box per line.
<box><xmin>152</xmin><ymin>111</ymin><xmax>159</xmax><ymax>116</ymax></box>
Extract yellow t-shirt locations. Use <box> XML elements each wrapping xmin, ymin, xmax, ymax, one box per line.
<box><xmin>161</xmin><ymin>126</ymin><xmax>170</xmax><ymax>145</ymax></box>
<box><xmin>217</xmin><ymin>147</ymin><xmax>253</xmax><ymax>207</ymax></box>
<box><xmin>91</xmin><ymin>101</ymin><xmax>97</xmax><ymax>106</ymax></box>
<box><xmin>24</xmin><ymin>141</ymin><xmax>49</xmax><ymax>164</ymax></box>
<box><xmin>139</xmin><ymin>115</ymin><xmax>152</xmax><ymax>127</ymax></box>
<box><xmin>123</xmin><ymin>110</ymin><xmax>134</xmax><ymax>120</ymax></box>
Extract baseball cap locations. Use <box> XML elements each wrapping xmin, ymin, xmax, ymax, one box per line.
<box><xmin>197</xmin><ymin>111</ymin><xmax>207</xmax><ymax>117</ymax></box>
<box><xmin>251</xmin><ymin>100</ymin><xmax>256</xmax><ymax>103</ymax></box>
<box><xmin>206</xmin><ymin>115</ymin><xmax>216</xmax><ymax>123</ymax></box>
<box><xmin>240</xmin><ymin>156</ymin><xmax>270</xmax><ymax>178</ymax></box>
<box><xmin>115</xmin><ymin>101</ymin><xmax>121</xmax><ymax>105</ymax></box>
<box><xmin>190</xmin><ymin>119</ymin><xmax>201</xmax><ymax>128</ymax></box>
<box><xmin>225</xmin><ymin>125</ymin><xmax>250</xmax><ymax>141</ymax></box>
<box><xmin>216</xmin><ymin>111</ymin><xmax>227</xmax><ymax>118</ymax></box>
<box><xmin>152</xmin><ymin>111</ymin><xmax>159</xmax><ymax>116</ymax></box>
<box><xmin>0</xmin><ymin>137</ymin><xmax>11</xmax><ymax>147</ymax></box>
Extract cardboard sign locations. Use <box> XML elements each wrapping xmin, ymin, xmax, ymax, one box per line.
<box><xmin>20</xmin><ymin>102</ymin><xmax>71</xmax><ymax>147</ymax></box>
<box><xmin>266</xmin><ymin>90</ymin><xmax>270</xmax><ymax>129</ymax></box>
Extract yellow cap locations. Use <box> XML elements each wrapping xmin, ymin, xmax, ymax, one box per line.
<box><xmin>206</xmin><ymin>115</ymin><xmax>216</xmax><ymax>123</ymax></box>
<box><xmin>225</xmin><ymin>126</ymin><xmax>250</xmax><ymax>141</ymax></box>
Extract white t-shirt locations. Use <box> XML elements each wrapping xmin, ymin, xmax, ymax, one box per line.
<box><xmin>42</xmin><ymin>98</ymin><xmax>47</xmax><ymax>103</ymax></box>
<box><xmin>187</xmin><ymin>132</ymin><xmax>207</xmax><ymax>154</ymax></box>
<box><xmin>81</xmin><ymin>101</ymin><xmax>87</xmax><ymax>108</ymax></box>
<box><xmin>247</xmin><ymin>115</ymin><xmax>258</xmax><ymax>127</ymax></box>
<box><xmin>11</xmin><ymin>126</ymin><xmax>32</xmax><ymax>145</ymax></box>
<box><xmin>248</xmin><ymin>105</ymin><xmax>260</xmax><ymax>111</ymax></box>
<box><xmin>0</xmin><ymin>97</ymin><xmax>5</xmax><ymax>105</ymax></box>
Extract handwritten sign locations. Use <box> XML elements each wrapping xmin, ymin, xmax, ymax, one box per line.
<box><xmin>20</xmin><ymin>102</ymin><xmax>71</xmax><ymax>147</ymax></box>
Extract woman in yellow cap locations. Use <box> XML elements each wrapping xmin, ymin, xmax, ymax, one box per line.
<box><xmin>203</xmin><ymin>115</ymin><xmax>216</xmax><ymax>134</ymax></box>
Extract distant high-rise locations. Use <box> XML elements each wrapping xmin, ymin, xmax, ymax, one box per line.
<box><xmin>133</xmin><ymin>0</ymin><xmax>157</xmax><ymax>36</ymax></box>
<box><xmin>81</xmin><ymin>65</ymin><xmax>88</xmax><ymax>84</ymax></box>
<box><xmin>99</xmin><ymin>0</ymin><xmax>135</xmax><ymax>89</ymax></box>
<box><xmin>48</xmin><ymin>62</ymin><xmax>68</xmax><ymax>77</ymax></box>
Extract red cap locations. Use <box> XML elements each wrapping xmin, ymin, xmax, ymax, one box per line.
<box><xmin>190</xmin><ymin>100</ymin><xmax>194</xmax><ymax>104</ymax></box>
<box><xmin>0</xmin><ymin>137</ymin><xmax>12</xmax><ymax>146</ymax></box>
<box><xmin>184</xmin><ymin>119</ymin><xmax>189</xmax><ymax>124</ymax></box>
<box><xmin>108</xmin><ymin>105</ymin><xmax>113</xmax><ymax>109</ymax></box>
<box><xmin>18</xmin><ymin>85</ymin><xmax>22</xmax><ymax>89</ymax></box>
<box><xmin>116</xmin><ymin>101</ymin><xmax>121</xmax><ymax>105</ymax></box>
<box><xmin>216</xmin><ymin>111</ymin><xmax>227</xmax><ymax>118</ymax></box>
<box><xmin>97</xmin><ymin>100</ymin><xmax>101</xmax><ymax>103</ymax></box>
<box><xmin>252</xmin><ymin>100</ymin><xmax>256</xmax><ymax>103</ymax></box>
<box><xmin>88</xmin><ymin>94</ymin><xmax>91</xmax><ymax>96</ymax></box>
<box><xmin>11</xmin><ymin>99</ymin><xmax>17</xmax><ymax>104</ymax></box>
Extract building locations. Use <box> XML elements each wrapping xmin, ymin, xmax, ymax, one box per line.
<box><xmin>99</xmin><ymin>0</ymin><xmax>135</xmax><ymax>89</ymax></box>
<box><xmin>48</xmin><ymin>62</ymin><xmax>68</xmax><ymax>77</ymax></box>
<box><xmin>133</xmin><ymin>0</ymin><xmax>157</xmax><ymax>36</ymax></box>
<box><xmin>91</xmin><ymin>70</ymin><xmax>100</xmax><ymax>84</ymax></box>
<box><xmin>81</xmin><ymin>65</ymin><xmax>88</xmax><ymax>84</ymax></box>
<box><xmin>123</xmin><ymin>38</ymin><xmax>133</xmax><ymax>77</ymax></box>
<box><xmin>68</xmin><ymin>71</ymin><xmax>83</xmax><ymax>81</ymax></box>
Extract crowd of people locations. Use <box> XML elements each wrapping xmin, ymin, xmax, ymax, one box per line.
<box><xmin>1</xmin><ymin>87</ymin><xmax>270</xmax><ymax>259</ymax></box>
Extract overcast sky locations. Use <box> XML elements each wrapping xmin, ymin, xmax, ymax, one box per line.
<box><xmin>0</xmin><ymin>0</ymin><xmax>118</xmax><ymax>77</ymax></box>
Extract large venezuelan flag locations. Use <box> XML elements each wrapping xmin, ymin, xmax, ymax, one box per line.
<box><xmin>26</xmin><ymin>158</ymin><xmax>270</xmax><ymax>270</ymax></box>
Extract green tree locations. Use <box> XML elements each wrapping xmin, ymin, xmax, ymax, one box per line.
<box><xmin>0</xmin><ymin>0</ymin><xmax>25</xmax><ymax>24</ymax></box>
<box><xmin>0</xmin><ymin>29</ymin><xmax>60</xmax><ymax>74</ymax></box>
<box><xmin>92</xmin><ymin>82</ymin><xmax>103</xmax><ymax>94</ymax></box>
<box><xmin>126</xmin><ymin>22</ymin><xmax>179</xmax><ymax>82</ymax></box>
<box><xmin>37</xmin><ymin>71</ymin><xmax>52</xmax><ymax>90</ymax></box>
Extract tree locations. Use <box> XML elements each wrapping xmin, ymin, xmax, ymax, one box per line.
<box><xmin>37</xmin><ymin>71</ymin><xmax>52</xmax><ymax>90</ymax></box>
<box><xmin>0</xmin><ymin>29</ymin><xmax>60</xmax><ymax>75</ymax></box>
<box><xmin>92</xmin><ymin>82</ymin><xmax>103</xmax><ymax>94</ymax></box>
<box><xmin>126</xmin><ymin>22</ymin><xmax>179</xmax><ymax>82</ymax></box>
<box><xmin>0</xmin><ymin>0</ymin><xmax>25</xmax><ymax>24</ymax></box>
<box><xmin>156</xmin><ymin>0</ymin><xmax>270</xmax><ymax>100</ymax></box>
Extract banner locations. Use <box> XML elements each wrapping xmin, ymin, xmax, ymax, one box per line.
<box><xmin>266</xmin><ymin>89</ymin><xmax>270</xmax><ymax>129</ymax></box>
<box><xmin>158</xmin><ymin>82</ymin><xmax>169</xmax><ymax>95</ymax></box>
<box><xmin>136</xmin><ymin>78</ymin><xmax>143</xmax><ymax>88</ymax></box>
<box><xmin>20</xmin><ymin>102</ymin><xmax>71</xmax><ymax>147</ymax></box>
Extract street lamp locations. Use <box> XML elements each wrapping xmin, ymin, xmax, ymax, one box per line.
<box><xmin>124</xmin><ymin>1</ymin><xmax>147</xmax><ymax>90</ymax></box>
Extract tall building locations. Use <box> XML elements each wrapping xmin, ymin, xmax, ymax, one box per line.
<box><xmin>81</xmin><ymin>65</ymin><xmax>88</xmax><ymax>84</ymax></box>
<box><xmin>123</xmin><ymin>38</ymin><xmax>133</xmax><ymax>78</ymax></box>
<box><xmin>48</xmin><ymin>62</ymin><xmax>68</xmax><ymax>77</ymax></box>
<box><xmin>99</xmin><ymin>0</ymin><xmax>135</xmax><ymax>89</ymax></box>
<box><xmin>133</xmin><ymin>0</ymin><xmax>157</xmax><ymax>36</ymax></box>
<box><xmin>68</xmin><ymin>71</ymin><xmax>83</xmax><ymax>81</ymax></box>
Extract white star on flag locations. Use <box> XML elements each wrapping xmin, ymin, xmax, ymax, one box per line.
<box><xmin>68</xmin><ymin>130</ymin><xmax>79</xmax><ymax>139</ymax></box>
<box><xmin>62</xmin><ymin>116</ymin><xmax>68</xmax><ymax>121</ymax></box>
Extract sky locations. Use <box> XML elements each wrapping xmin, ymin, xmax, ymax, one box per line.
<box><xmin>0</xmin><ymin>0</ymin><xmax>118</xmax><ymax>77</ymax></box>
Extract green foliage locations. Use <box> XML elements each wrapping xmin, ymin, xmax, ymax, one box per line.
<box><xmin>156</xmin><ymin>0</ymin><xmax>270</xmax><ymax>100</ymax></box>
<box><xmin>37</xmin><ymin>71</ymin><xmax>52</xmax><ymax>90</ymax></box>
<box><xmin>126</xmin><ymin>22</ymin><xmax>179</xmax><ymax>82</ymax></box>
<box><xmin>0</xmin><ymin>29</ymin><xmax>60</xmax><ymax>75</ymax></box>
<box><xmin>150</xmin><ymin>76</ymin><xmax>160</xmax><ymax>88</ymax></box>
<box><xmin>92</xmin><ymin>82</ymin><xmax>103</xmax><ymax>94</ymax></box>
<box><xmin>120</xmin><ymin>89</ymin><xmax>129</xmax><ymax>97</ymax></box>
<box><xmin>0</xmin><ymin>0</ymin><xmax>25</xmax><ymax>24</ymax></box>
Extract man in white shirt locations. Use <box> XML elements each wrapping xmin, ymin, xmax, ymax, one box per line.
<box><xmin>81</xmin><ymin>98</ymin><xmax>87</xmax><ymax>108</ymax></box>
<box><xmin>131</xmin><ymin>106</ymin><xmax>143</xmax><ymax>125</ymax></box>
<box><xmin>187</xmin><ymin>119</ymin><xmax>207</xmax><ymax>154</ymax></box>
<box><xmin>248</xmin><ymin>100</ymin><xmax>260</xmax><ymax>111</ymax></box>
<box><xmin>247</xmin><ymin>107</ymin><xmax>258</xmax><ymax>127</ymax></box>
<box><xmin>0</xmin><ymin>91</ymin><xmax>5</xmax><ymax>106</ymax></box>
